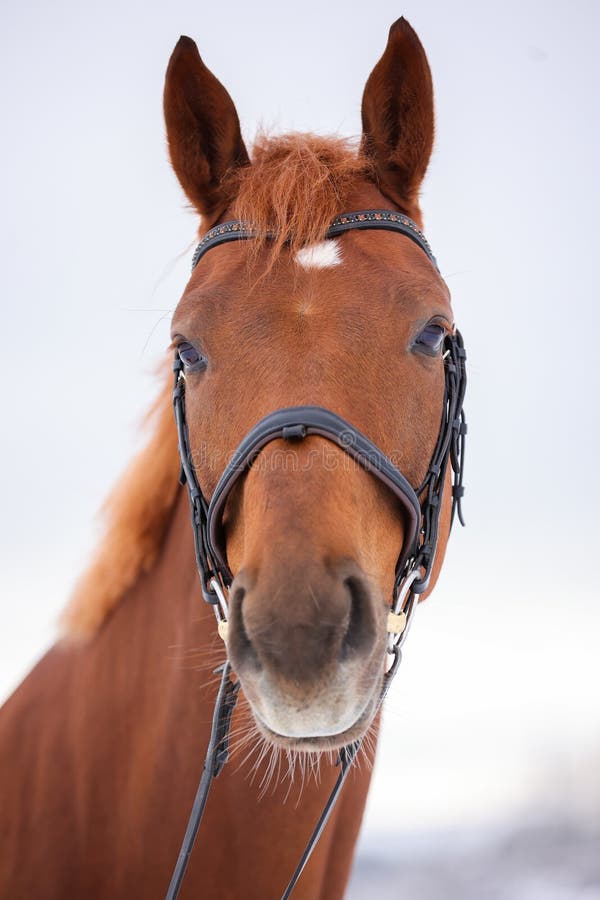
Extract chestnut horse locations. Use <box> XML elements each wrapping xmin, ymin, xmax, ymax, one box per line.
<box><xmin>0</xmin><ymin>18</ymin><xmax>464</xmax><ymax>900</ymax></box>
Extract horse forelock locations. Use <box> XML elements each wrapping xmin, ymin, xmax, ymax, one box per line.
<box><xmin>228</xmin><ymin>133</ymin><xmax>374</xmax><ymax>271</ymax></box>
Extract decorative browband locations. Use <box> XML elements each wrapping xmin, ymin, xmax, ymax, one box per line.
<box><xmin>191</xmin><ymin>209</ymin><xmax>438</xmax><ymax>271</ymax></box>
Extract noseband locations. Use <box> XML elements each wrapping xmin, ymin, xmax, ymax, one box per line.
<box><xmin>167</xmin><ymin>209</ymin><xmax>467</xmax><ymax>900</ymax></box>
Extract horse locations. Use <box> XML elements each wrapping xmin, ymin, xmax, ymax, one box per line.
<box><xmin>0</xmin><ymin>17</ymin><xmax>466</xmax><ymax>900</ymax></box>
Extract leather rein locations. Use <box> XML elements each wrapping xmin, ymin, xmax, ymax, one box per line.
<box><xmin>166</xmin><ymin>209</ymin><xmax>467</xmax><ymax>899</ymax></box>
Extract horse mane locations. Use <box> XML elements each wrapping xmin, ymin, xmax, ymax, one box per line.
<box><xmin>62</xmin><ymin>133</ymin><xmax>372</xmax><ymax>638</ymax></box>
<box><xmin>61</xmin><ymin>365</ymin><xmax>180</xmax><ymax>638</ymax></box>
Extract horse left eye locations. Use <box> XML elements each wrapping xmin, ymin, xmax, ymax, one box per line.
<box><xmin>177</xmin><ymin>342</ymin><xmax>207</xmax><ymax>371</ymax></box>
<box><xmin>414</xmin><ymin>323</ymin><xmax>446</xmax><ymax>356</ymax></box>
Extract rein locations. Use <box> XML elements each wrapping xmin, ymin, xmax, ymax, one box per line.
<box><xmin>166</xmin><ymin>209</ymin><xmax>467</xmax><ymax>899</ymax></box>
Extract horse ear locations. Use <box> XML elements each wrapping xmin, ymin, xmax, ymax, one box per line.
<box><xmin>361</xmin><ymin>18</ymin><xmax>434</xmax><ymax>217</ymax></box>
<box><xmin>163</xmin><ymin>36</ymin><xmax>250</xmax><ymax>223</ymax></box>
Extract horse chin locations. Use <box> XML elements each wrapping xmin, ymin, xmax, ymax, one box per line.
<box><xmin>249</xmin><ymin>683</ymin><xmax>381</xmax><ymax>752</ymax></box>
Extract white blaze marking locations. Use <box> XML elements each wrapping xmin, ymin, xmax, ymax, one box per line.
<box><xmin>295</xmin><ymin>240</ymin><xmax>342</xmax><ymax>269</ymax></box>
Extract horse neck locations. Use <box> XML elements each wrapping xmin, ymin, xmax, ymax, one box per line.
<box><xmin>76</xmin><ymin>487</ymin><xmax>219</xmax><ymax>746</ymax></box>
<box><xmin>1</xmin><ymin>488</ymin><xmax>374</xmax><ymax>899</ymax></box>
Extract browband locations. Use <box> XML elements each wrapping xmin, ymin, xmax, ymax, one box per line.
<box><xmin>206</xmin><ymin>406</ymin><xmax>422</xmax><ymax>584</ymax></box>
<box><xmin>191</xmin><ymin>209</ymin><xmax>438</xmax><ymax>272</ymax></box>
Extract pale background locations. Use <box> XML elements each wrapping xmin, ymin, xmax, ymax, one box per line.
<box><xmin>1</xmin><ymin>0</ymin><xmax>599</xmax><ymax>897</ymax></box>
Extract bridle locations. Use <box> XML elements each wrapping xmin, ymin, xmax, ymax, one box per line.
<box><xmin>166</xmin><ymin>209</ymin><xmax>467</xmax><ymax>899</ymax></box>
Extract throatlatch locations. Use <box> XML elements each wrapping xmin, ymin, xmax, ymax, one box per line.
<box><xmin>166</xmin><ymin>209</ymin><xmax>467</xmax><ymax>900</ymax></box>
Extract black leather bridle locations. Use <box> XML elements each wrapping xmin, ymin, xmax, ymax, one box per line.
<box><xmin>166</xmin><ymin>209</ymin><xmax>467</xmax><ymax>900</ymax></box>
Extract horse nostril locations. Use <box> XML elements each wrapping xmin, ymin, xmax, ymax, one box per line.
<box><xmin>230</xmin><ymin>585</ymin><xmax>245</xmax><ymax>607</ymax></box>
<box><xmin>230</xmin><ymin>585</ymin><xmax>248</xmax><ymax>644</ymax></box>
<box><xmin>229</xmin><ymin>584</ymin><xmax>261</xmax><ymax>671</ymax></box>
<box><xmin>340</xmin><ymin>575</ymin><xmax>375</xmax><ymax>661</ymax></box>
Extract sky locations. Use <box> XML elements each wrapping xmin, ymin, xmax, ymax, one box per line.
<box><xmin>1</xmin><ymin>0</ymin><xmax>599</xmax><ymax>848</ymax></box>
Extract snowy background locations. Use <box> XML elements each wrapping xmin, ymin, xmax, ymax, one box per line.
<box><xmin>1</xmin><ymin>1</ymin><xmax>599</xmax><ymax>896</ymax></box>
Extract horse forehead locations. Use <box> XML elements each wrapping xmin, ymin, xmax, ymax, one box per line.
<box><xmin>175</xmin><ymin>235</ymin><xmax>449</xmax><ymax>336</ymax></box>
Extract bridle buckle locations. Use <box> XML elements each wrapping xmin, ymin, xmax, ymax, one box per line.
<box><xmin>386</xmin><ymin>567</ymin><xmax>423</xmax><ymax>655</ymax></box>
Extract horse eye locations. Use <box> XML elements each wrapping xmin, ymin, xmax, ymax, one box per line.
<box><xmin>177</xmin><ymin>342</ymin><xmax>207</xmax><ymax>372</ymax></box>
<box><xmin>414</xmin><ymin>323</ymin><xmax>446</xmax><ymax>356</ymax></box>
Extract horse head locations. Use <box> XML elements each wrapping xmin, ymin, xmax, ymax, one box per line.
<box><xmin>164</xmin><ymin>19</ymin><xmax>460</xmax><ymax>753</ymax></box>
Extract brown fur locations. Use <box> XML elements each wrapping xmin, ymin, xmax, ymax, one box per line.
<box><xmin>1</xmin><ymin>18</ymin><xmax>456</xmax><ymax>900</ymax></box>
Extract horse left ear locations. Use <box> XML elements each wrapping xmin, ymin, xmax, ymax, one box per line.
<box><xmin>164</xmin><ymin>36</ymin><xmax>250</xmax><ymax>224</ymax></box>
<box><xmin>361</xmin><ymin>18</ymin><xmax>434</xmax><ymax>217</ymax></box>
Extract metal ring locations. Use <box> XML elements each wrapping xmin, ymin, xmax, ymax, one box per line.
<box><xmin>392</xmin><ymin>567</ymin><xmax>423</xmax><ymax>615</ymax></box>
<box><xmin>208</xmin><ymin>577</ymin><xmax>229</xmax><ymax>625</ymax></box>
<box><xmin>395</xmin><ymin>592</ymin><xmax>418</xmax><ymax>650</ymax></box>
<box><xmin>387</xmin><ymin>568</ymin><xmax>422</xmax><ymax>654</ymax></box>
<box><xmin>384</xmin><ymin>644</ymin><xmax>402</xmax><ymax>679</ymax></box>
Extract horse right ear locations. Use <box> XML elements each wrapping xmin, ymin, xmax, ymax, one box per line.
<box><xmin>164</xmin><ymin>36</ymin><xmax>250</xmax><ymax>224</ymax></box>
